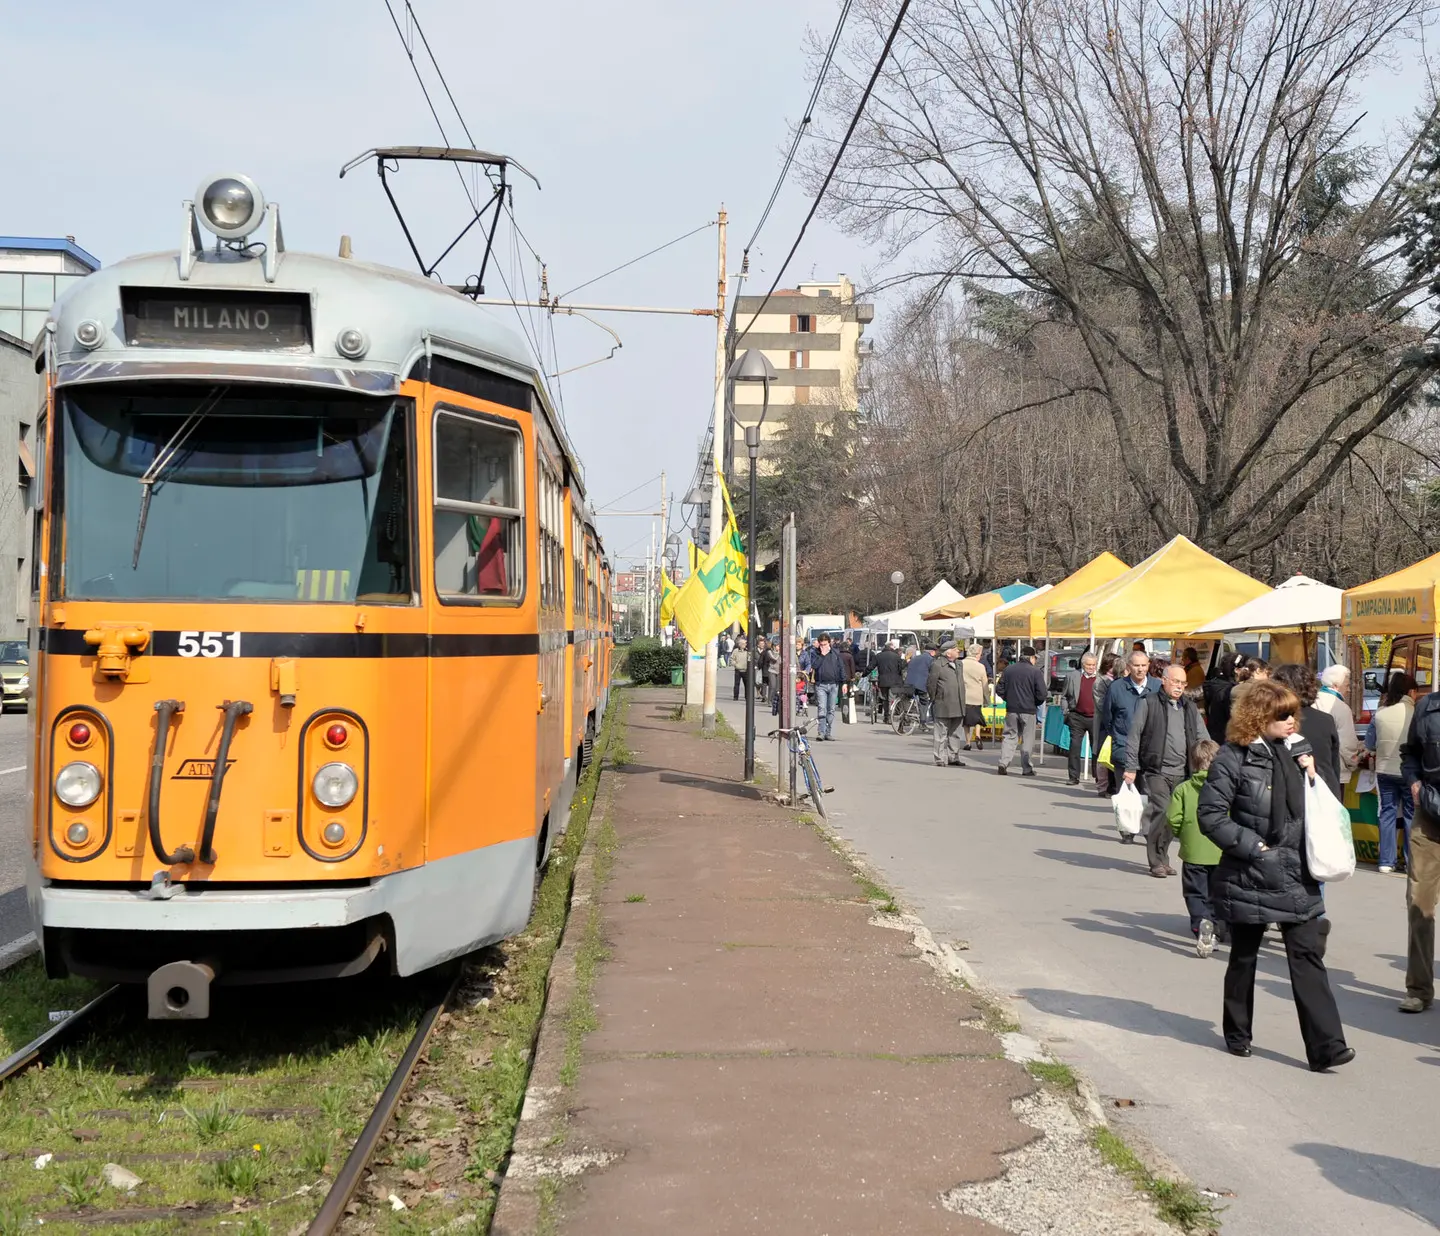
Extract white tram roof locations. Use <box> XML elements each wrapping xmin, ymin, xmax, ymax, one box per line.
<box><xmin>44</xmin><ymin>245</ymin><xmax>590</xmax><ymax>500</ymax></box>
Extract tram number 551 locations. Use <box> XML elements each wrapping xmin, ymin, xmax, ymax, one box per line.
<box><xmin>177</xmin><ymin>631</ymin><xmax>242</xmax><ymax>658</ymax></box>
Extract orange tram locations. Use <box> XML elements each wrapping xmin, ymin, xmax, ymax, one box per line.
<box><xmin>24</xmin><ymin>174</ymin><xmax>612</xmax><ymax>1017</ymax></box>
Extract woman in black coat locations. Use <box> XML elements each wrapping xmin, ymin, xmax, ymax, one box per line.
<box><xmin>1272</xmin><ymin>664</ymin><xmax>1343</xmax><ymax>799</ymax></box>
<box><xmin>1197</xmin><ymin>679</ymin><xmax>1354</xmax><ymax>1071</ymax></box>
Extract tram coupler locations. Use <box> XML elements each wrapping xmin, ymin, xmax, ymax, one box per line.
<box><xmin>148</xmin><ymin>959</ymin><xmax>218</xmax><ymax>1020</ymax></box>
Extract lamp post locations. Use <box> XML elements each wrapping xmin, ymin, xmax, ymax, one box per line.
<box><xmin>891</xmin><ymin>570</ymin><xmax>905</xmax><ymax>610</ymax></box>
<box><xmin>727</xmin><ymin>347</ymin><xmax>776</xmax><ymax>781</ymax></box>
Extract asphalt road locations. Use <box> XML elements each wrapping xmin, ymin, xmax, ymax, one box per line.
<box><xmin>719</xmin><ymin>693</ymin><xmax>1440</xmax><ymax>1236</ymax></box>
<box><xmin>0</xmin><ymin>710</ymin><xmax>29</xmax><ymax>957</ymax></box>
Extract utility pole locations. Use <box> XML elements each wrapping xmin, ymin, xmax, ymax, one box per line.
<box><xmin>702</xmin><ymin>208</ymin><xmax>727</xmax><ymax>733</ymax></box>
<box><xmin>646</xmin><ymin>522</ymin><xmax>657</xmax><ymax>637</ymax></box>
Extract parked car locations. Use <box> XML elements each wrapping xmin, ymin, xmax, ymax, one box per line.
<box><xmin>0</xmin><ymin>640</ymin><xmax>28</xmax><ymax>712</ymax></box>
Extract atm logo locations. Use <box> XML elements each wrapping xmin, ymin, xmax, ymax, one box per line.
<box><xmin>172</xmin><ymin>759</ymin><xmax>236</xmax><ymax>779</ymax></box>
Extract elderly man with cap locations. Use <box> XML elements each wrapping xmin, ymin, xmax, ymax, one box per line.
<box><xmin>996</xmin><ymin>645</ymin><xmax>1048</xmax><ymax>776</ymax></box>
<box><xmin>927</xmin><ymin>639</ymin><xmax>968</xmax><ymax>767</ymax></box>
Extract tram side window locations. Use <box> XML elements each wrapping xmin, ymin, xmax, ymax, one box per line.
<box><xmin>433</xmin><ymin>412</ymin><xmax>523</xmax><ymax>602</ymax></box>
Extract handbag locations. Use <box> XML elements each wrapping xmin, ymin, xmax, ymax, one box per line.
<box><xmin>1097</xmin><ymin>736</ymin><xmax>1114</xmax><ymax>768</ymax></box>
<box><xmin>1304</xmin><ymin>776</ymin><xmax>1356</xmax><ymax>882</ymax></box>
<box><xmin>1113</xmin><ymin>781</ymin><xmax>1144</xmax><ymax>836</ymax></box>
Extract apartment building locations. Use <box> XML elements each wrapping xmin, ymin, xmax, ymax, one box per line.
<box><xmin>727</xmin><ymin>275</ymin><xmax>874</xmax><ymax>474</ymax></box>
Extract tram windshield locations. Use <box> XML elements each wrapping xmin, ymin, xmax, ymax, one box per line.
<box><xmin>56</xmin><ymin>384</ymin><xmax>412</xmax><ymax>602</ymax></box>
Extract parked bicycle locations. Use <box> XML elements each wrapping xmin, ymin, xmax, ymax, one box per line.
<box><xmin>767</xmin><ymin>718</ymin><xmax>832</xmax><ymax>819</ymax></box>
<box><xmin>890</xmin><ymin>688</ymin><xmax>929</xmax><ymax>736</ymax></box>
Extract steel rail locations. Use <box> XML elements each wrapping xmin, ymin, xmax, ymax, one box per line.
<box><xmin>306</xmin><ymin>973</ymin><xmax>458</xmax><ymax>1235</ymax></box>
<box><xmin>0</xmin><ymin>985</ymin><xmax>119</xmax><ymax>1085</ymax></box>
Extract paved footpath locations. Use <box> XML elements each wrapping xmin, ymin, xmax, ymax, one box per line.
<box><xmin>502</xmin><ymin>689</ymin><xmax>1184</xmax><ymax>1235</ymax></box>
<box><xmin>717</xmin><ymin>692</ymin><xmax>1440</xmax><ymax>1236</ymax></box>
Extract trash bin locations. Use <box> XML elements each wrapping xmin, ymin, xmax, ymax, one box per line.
<box><xmin>670</xmin><ymin>667</ymin><xmax>684</xmax><ymax>686</ymax></box>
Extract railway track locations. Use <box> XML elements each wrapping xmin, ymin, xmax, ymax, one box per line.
<box><xmin>0</xmin><ymin>968</ymin><xmax>460</xmax><ymax>1234</ymax></box>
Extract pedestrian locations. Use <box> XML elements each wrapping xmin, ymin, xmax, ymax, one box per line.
<box><xmin>838</xmin><ymin>639</ymin><xmax>857</xmax><ymax>723</ymax></box>
<box><xmin>906</xmin><ymin>643</ymin><xmax>935</xmax><ymax>725</ymax></box>
<box><xmin>1062</xmin><ymin>652</ymin><xmax>1103</xmax><ymax>785</ymax></box>
<box><xmin>962</xmin><ymin>643</ymin><xmax>991</xmax><ymax>750</ymax></box>
<box><xmin>996</xmin><ymin>645</ymin><xmax>1047</xmax><ymax>777</ymax></box>
<box><xmin>731</xmin><ymin>635</ymin><xmax>750</xmax><ymax>702</ymax></box>
<box><xmin>1400</xmin><ymin>684</ymin><xmax>1440</xmax><ymax>1012</ymax></box>
<box><xmin>1272</xmin><ymin>664</ymin><xmax>1343</xmax><ymax>798</ymax></box>
<box><xmin>720</xmin><ymin>633</ymin><xmax>732</xmax><ymax>668</ymax></box>
<box><xmin>1182</xmin><ymin>646</ymin><xmax>1206</xmax><ymax>689</ymax></box>
<box><xmin>1203</xmin><ymin>653</ymin><xmax>1241</xmax><ymax>745</ymax></box>
<box><xmin>754</xmin><ymin>637</ymin><xmax>770</xmax><ymax>703</ymax></box>
<box><xmin>1229</xmin><ymin>657</ymin><xmax>1270</xmax><ymax>711</ymax></box>
<box><xmin>1198</xmin><ymin>679</ymin><xmax>1354</xmax><ymax>1070</ymax></box>
<box><xmin>1124</xmin><ymin>665</ymin><xmax>1206</xmax><ymax>876</ymax></box>
<box><xmin>875</xmin><ymin>638</ymin><xmax>905</xmax><ymax>723</ymax></box>
<box><xmin>1366</xmin><ymin>672</ymin><xmax>1416</xmax><ymax>875</ymax></box>
<box><xmin>1168</xmin><ymin>737</ymin><xmax>1226</xmax><ymax>956</ymax></box>
<box><xmin>927</xmin><ymin>640</ymin><xmax>968</xmax><ymax>767</ymax></box>
<box><xmin>1314</xmin><ymin>664</ymin><xmax>1361</xmax><ymax>780</ymax></box>
<box><xmin>1099</xmin><ymin>650</ymin><xmax>1160</xmax><ymax>799</ymax></box>
<box><xmin>810</xmin><ymin>634</ymin><xmax>846</xmax><ymax>741</ymax></box>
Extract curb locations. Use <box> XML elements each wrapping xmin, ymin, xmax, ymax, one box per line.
<box><xmin>491</xmin><ymin>759</ymin><xmax>617</xmax><ymax>1236</ymax></box>
<box><xmin>0</xmin><ymin>932</ymin><xmax>37</xmax><ymax>973</ymax></box>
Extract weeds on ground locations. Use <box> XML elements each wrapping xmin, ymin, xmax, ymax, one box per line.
<box><xmin>624</xmin><ymin>893</ymin><xmax>646</xmax><ymax>903</ymax></box>
<box><xmin>1025</xmin><ymin>1059</ymin><xmax>1078</xmax><ymax>1091</ymax></box>
<box><xmin>1093</xmin><ymin>1127</ymin><xmax>1221</xmax><ymax>1234</ymax></box>
<box><xmin>561</xmin><ymin>799</ymin><xmax>619</xmax><ymax>1089</ymax></box>
<box><xmin>0</xmin><ymin>957</ymin><xmax>104</xmax><ymax>1055</ymax></box>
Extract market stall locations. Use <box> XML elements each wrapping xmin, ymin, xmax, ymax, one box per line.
<box><xmin>994</xmin><ymin>552</ymin><xmax>1130</xmax><ymax>642</ymax></box>
<box><xmin>1193</xmin><ymin>574</ymin><xmax>1342</xmax><ymax>664</ymax></box>
<box><xmin>867</xmin><ymin>580</ymin><xmax>966</xmax><ymax>635</ymax></box>
<box><xmin>920</xmin><ymin>580</ymin><xmax>1037</xmax><ymax>622</ymax></box>
<box><xmin>1045</xmin><ymin>535</ymin><xmax>1271</xmax><ymax>643</ymax></box>
<box><xmin>1339</xmin><ymin>553</ymin><xmax>1440</xmax><ymax>863</ymax></box>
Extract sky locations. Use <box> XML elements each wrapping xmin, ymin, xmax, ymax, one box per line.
<box><xmin>2</xmin><ymin>0</ymin><xmax>870</xmax><ymax>576</ymax></box>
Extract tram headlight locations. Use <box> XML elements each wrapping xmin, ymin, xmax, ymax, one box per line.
<box><xmin>74</xmin><ymin>319</ymin><xmax>104</xmax><ymax>350</ymax></box>
<box><xmin>195</xmin><ymin>172</ymin><xmax>266</xmax><ymax>240</ymax></box>
<box><xmin>312</xmin><ymin>762</ymin><xmax>358</xmax><ymax>809</ymax></box>
<box><xmin>55</xmin><ymin>761</ymin><xmax>103</xmax><ymax>809</ymax></box>
<box><xmin>335</xmin><ymin>328</ymin><xmax>369</xmax><ymax>360</ymax></box>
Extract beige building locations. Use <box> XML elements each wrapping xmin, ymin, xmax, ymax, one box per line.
<box><xmin>727</xmin><ymin>275</ymin><xmax>874</xmax><ymax>473</ymax></box>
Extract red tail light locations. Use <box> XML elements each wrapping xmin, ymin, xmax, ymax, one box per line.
<box><xmin>68</xmin><ymin>723</ymin><xmax>92</xmax><ymax>746</ymax></box>
<box><xmin>324</xmin><ymin>723</ymin><xmax>349</xmax><ymax>748</ymax></box>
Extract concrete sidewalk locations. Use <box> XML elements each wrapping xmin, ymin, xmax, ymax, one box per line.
<box><xmin>497</xmin><ymin>689</ymin><xmax>1182</xmax><ymax>1235</ymax></box>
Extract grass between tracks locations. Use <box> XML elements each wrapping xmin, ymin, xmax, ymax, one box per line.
<box><xmin>348</xmin><ymin>692</ymin><xmax>623</xmax><ymax>1235</ymax></box>
<box><xmin>0</xmin><ymin>699</ymin><xmax>622</xmax><ymax>1236</ymax></box>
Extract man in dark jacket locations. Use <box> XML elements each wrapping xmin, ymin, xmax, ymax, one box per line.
<box><xmin>927</xmin><ymin>640</ymin><xmax>967</xmax><ymax>767</ymax></box>
<box><xmin>874</xmin><ymin>639</ymin><xmax>905</xmax><ymax>722</ymax></box>
<box><xmin>1400</xmin><ymin>690</ymin><xmax>1440</xmax><ymax>1013</ymax></box>
<box><xmin>1125</xmin><ymin>665</ymin><xmax>1206</xmax><ymax>875</ymax></box>
<box><xmin>905</xmin><ymin>645</ymin><xmax>935</xmax><ymax>725</ymax></box>
<box><xmin>810</xmin><ymin>634</ymin><xmax>847</xmax><ymax>741</ymax></box>
<box><xmin>1100</xmin><ymin>650</ymin><xmax>1160</xmax><ymax>787</ymax></box>
<box><xmin>996</xmin><ymin>646</ymin><xmax>1047</xmax><ymax>776</ymax></box>
<box><xmin>1062</xmin><ymin>652</ymin><xmax>1104</xmax><ymax>786</ymax></box>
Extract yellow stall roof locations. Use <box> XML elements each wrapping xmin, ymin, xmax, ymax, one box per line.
<box><xmin>1341</xmin><ymin>552</ymin><xmax>1440</xmax><ymax>636</ymax></box>
<box><xmin>1045</xmin><ymin>536</ymin><xmax>1270</xmax><ymax>639</ymax></box>
<box><xmin>994</xmin><ymin>552</ymin><xmax>1130</xmax><ymax>640</ymax></box>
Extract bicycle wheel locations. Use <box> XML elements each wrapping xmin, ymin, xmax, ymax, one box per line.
<box><xmin>893</xmin><ymin>699</ymin><xmax>917</xmax><ymax>736</ymax></box>
<box><xmin>799</xmin><ymin>747</ymin><xmax>828</xmax><ymax>819</ymax></box>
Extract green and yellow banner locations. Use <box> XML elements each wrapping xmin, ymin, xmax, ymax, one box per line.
<box><xmin>672</xmin><ymin>475</ymin><xmax>749</xmax><ymax>649</ymax></box>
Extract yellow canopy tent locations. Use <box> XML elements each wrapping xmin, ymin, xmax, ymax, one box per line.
<box><xmin>1341</xmin><ymin>552</ymin><xmax>1440</xmax><ymax>637</ymax></box>
<box><xmin>1045</xmin><ymin>536</ymin><xmax>1270</xmax><ymax>639</ymax></box>
<box><xmin>994</xmin><ymin>552</ymin><xmax>1130</xmax><ymax>640</ymax></box>
<box><xmin>922</xmin><ymin>591</ymin><xmax>1008</xmax><ymax>621</ymax></box>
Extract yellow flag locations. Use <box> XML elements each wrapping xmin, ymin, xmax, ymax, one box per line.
<box><xmin>672</xmin><ymin>475</ymin><xmax>749</xmax><ymax>648</ymax></box>
<box><xmin>658</xmin><ymin>570</ymin><xmax>679</xmax><ymax>626</ymax></box>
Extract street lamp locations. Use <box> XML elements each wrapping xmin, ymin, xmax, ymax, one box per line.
<box><xmin>727</xmin><ymin>347</ymin><xmax>777</xmax><ymax>781</ymax></box>
<box><xmin>891</xmin><ymin>570</ymin><xmax>905</xmax><ymax>609</ymax></box>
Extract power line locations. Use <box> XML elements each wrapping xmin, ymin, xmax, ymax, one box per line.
<box><xmin>742</xmin><ymin>0</ymin><xmax>854</xmax><ymax>258</ymax></box>
<box><xmin>559</xmin><ymin>221</ymin><xmax>716</xmax><ymax>300</ymax></box>
<box><xmin>736</xmin><ymin>0</ymin><xmax>911</xmax><ymax>341</ymax></box>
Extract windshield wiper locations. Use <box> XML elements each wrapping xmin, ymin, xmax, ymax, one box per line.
<box><xmin>132</xmin><ymin>386</ymin><xmax>227</xmax><ymax>568</ymax></box>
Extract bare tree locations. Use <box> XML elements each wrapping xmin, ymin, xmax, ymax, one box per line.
<box><xmin>818</xmin><ymin>0</ymin><xmax>1440</xmax><ymax>556</ymax></box>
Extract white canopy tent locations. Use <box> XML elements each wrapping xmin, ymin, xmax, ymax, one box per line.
<box><xmin>951</xmin><ymin>585</ymin><xmax>1055</xmax><ymax>640</ymax></box>
<box><xmin>1192</xmin><ymin>574</ymin><xmax>1341</xmax><ymax>634</ymax></box>
<box><xmin>867</xmin><ymin>580</ymin><xmax>965</xmax><ymax>633</ymax></box>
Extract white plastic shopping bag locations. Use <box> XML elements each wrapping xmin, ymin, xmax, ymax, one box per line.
<box><xmin>1113</xmin><ymin>782</ymin><xmax>1145</xmax><ymax>836</ymax></box>
<box><xmin>1304</xmin><ymin>776</ymin><xmax>1356</xmax><ymax>882</ymax></box>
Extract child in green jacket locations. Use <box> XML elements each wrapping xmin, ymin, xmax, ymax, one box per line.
<box><xmin>1167</xmin><ymin>738</ymin><xmax>1225</xmax><ymax>958</ymax></box>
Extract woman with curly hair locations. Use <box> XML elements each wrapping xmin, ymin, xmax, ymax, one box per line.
<box><xmin>1198</xmin><ymin>679</ymin><xmax>1354</xmax><ymax>1071</ymax></box>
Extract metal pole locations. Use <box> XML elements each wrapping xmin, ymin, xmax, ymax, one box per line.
<box><xmin>744</xmin><ymin>428</ymin><xmax>760</xmax><ymax>780</ymax></box>
<box><xmin>784</xmin><ymin>512</ymin><xmax>798</xmax><ymax>803</ymax></box>
<box><xmin>703</xmin><ymin>207</ymin><xmax>728</xmax><ymax>733</ymax></box>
